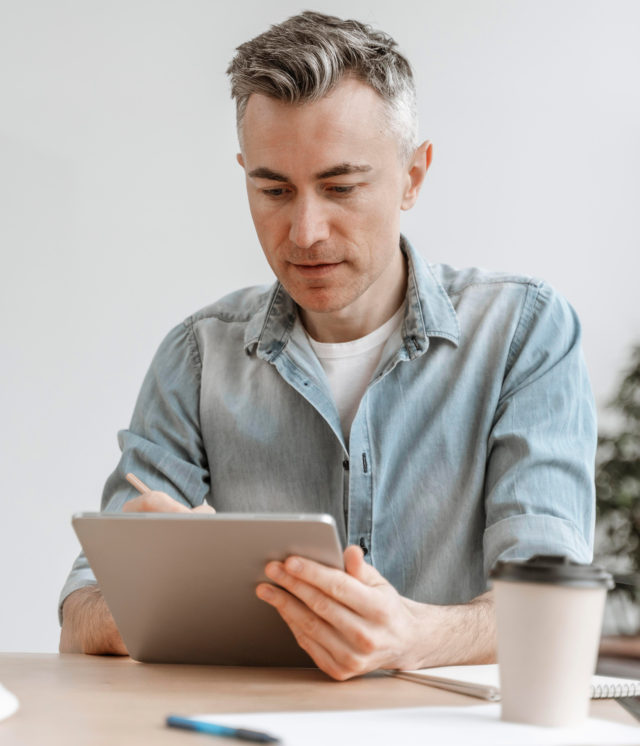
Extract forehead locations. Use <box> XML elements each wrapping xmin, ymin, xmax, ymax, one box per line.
<box><xmin>241</xmin><ymin>78</ymin><xmax>398</xmax><ymax>172</ymax></box>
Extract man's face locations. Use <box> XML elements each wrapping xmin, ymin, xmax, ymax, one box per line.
<box><xmin>238</xmin><ymin>78</ymin><xmax>426</xmax><ymax>333</ymax></box>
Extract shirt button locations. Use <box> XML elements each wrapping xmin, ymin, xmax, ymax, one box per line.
<box><xmin>342</xmin><ymin>459</ymin><xmax>349</xmax><ymax>470</ymax></box>
<box><xmin>359</xmin><ymin>538</ymin><xmax>369</xmax><ymax>556</ymax></box>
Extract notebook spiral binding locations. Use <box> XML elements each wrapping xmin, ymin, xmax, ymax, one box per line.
<box><xmin>592</xmin><ymin>680</ymin><xmax>640</xmax><ymax>698</ymax></box>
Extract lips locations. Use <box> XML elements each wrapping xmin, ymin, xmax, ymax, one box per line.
<box><xmin>290</xmin><ymin>261</ymin><xmax>342</xmax><ymax>277</ymax></box>
<box><xmin>291</xmin><ymin>260</ymin><xmax>341</xmax><ymax>266</ymax></box>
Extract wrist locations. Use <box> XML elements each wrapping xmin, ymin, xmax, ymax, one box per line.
<box><xmin>387</xmin><ymin>597</ymin><xmax>447</xmax><ymax>671</ymax></box>
<box><xmin>59</xmin><ymin>586</ymin><xmax>128</xmax><ymax>656</ymax></box>
<box><xmin>394</xmin><ymin>592</ymin><xmax>497</xmax><ymax>671</ymax></box>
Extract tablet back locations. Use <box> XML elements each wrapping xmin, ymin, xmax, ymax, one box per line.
<box><xmin>72</xmin><ymin>512</ymin><xmax>344</xmax><ymax>666</ymax></box>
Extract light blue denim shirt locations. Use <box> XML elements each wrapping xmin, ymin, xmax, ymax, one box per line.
<box><xmin>60</xmin><ymin>237</ymin><xmax>596</xmax><ymax>618</ymax></box>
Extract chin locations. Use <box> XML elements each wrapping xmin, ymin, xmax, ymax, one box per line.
<box><xmin>283</xmin><ymin>276</ymin><xmax>363</xmax><ymax>315</ymax></box>
<box><xmin>290</xmin><ymin>291</ymin><xmax>349</xmax><ymax>314</ymax></box>
<box><xmin>294</xmin><ymin>298</ymin><xmax>339</xmax><ymax>314</ymax></box>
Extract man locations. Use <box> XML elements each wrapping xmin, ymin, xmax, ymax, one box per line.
<box><xmin>59</xmin><ymin>12</ymin><xmax>596</xmax><ymax>680</ymax></box>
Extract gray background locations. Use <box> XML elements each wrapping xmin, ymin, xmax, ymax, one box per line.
<box><xmin>1</xmin><ymin>0</ymin><xmax>639</xmax><ymax>652</ymax></box>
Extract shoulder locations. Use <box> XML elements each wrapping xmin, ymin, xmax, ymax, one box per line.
<box><xmin>425</xmin><ymin>262</ymin><xmax>582</xmax><ymax>371</ymax></box>
<box><xmin>428</xmin><ymin>262</ymin><xmax>543</xmax><ymax>297</ymax></box>
<box><xmin>150</xmin><ymin>284</ymin><xmax>275</xmax><ymax>372</ymax></box>
<box><xmin>429</xmin><ymin>262</ymin><xmax>575</xmax><ymax>330</ymax></box>
<box><xmin>186</xmin><ymin>284</ymin><xmax>275</xmax><ymax>327</ymax></box>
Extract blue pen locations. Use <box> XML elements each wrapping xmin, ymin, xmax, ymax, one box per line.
<box><xmin>166</xmin><ymin>715</ymin><xmax>281</xmax><ymax>743</ymax></box>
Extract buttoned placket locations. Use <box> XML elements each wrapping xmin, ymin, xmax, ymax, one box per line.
<box><xmin>245</xmin><ymin>236</ymin><xmax>458</xmax><ymax>564</ymax></box>
<box><xmin>263</xmin><ymin>324</ymin><xmax>427</xmax><ymax>565</ymax></box>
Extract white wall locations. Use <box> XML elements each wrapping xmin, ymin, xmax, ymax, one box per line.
<box><xmin>1</xmin><ymin>0</ymin><xmax>639</xmax><ymax>652</ymax></box>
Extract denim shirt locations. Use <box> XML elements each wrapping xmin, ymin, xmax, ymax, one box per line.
<box><xmin>59</xmin><ymin>237</ymin><xmax>596</xmax><ymax>618</ymax></box>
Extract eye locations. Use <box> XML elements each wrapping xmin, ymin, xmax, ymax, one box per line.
<box><xmin>327</xmin><ymin>185</ymin><xmax>356</xmax><ymax>195</ymax></box>
<box><xmin>261</xmin><ymin>187</ymin><xmax>290</xmax><ymax>198</ymax></box>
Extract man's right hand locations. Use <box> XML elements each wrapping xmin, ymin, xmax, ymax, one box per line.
<box><xmin>122</xmin><ymin>490</ymin><xmax>215</xmax><ymax>514</ymax></box>
<box><xmin>59</xmin><ymin>490</ymin><xmax>215</xmax><ymax>655</ymax></box>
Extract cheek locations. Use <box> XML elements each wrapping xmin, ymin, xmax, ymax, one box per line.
<box><xmin>357</xmin><ymin>183</ymin><xmax>403</xmax><ymax>219</ymax></box>
<box><xmin>249</xmin><ymin>202</ymin><xmax>290</xmax><ymax>245</ymax></box>
<box><xmin>246</xmin><ymin>194</ymin><xmax>263</xmax><ymax>230</ymax></box>
<box><xmin>349</xmin><ymin>199</ymin><xmax>401</xmax><ymax>242</ymax></box>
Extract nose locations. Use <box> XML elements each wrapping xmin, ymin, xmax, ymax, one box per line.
<box><xmin>288</xmin><ymin>193</ymin><xmax>331</xmax><ymax>249</ymax></box>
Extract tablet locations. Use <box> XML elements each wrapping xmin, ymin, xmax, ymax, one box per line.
<box><xmin>72</xmin><ymin>512</ymin><xmax>344</xmax><ymax>666</ymax></box>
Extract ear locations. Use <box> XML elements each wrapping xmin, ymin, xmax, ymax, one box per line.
<box><xmin>236</xmin><ymin>152</ymin><xmax>245</xmax><ymax>168</ymax></box>
<box><xmin>401</xmin><ymin>140</ymin><xmax>432</xmax><ymax>211</ymax></box>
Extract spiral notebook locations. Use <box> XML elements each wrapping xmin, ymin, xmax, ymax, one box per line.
<box><xmin>391</xmin><ymin>664</ymin><xmax>640</xmax><ymax>701</ymax></box>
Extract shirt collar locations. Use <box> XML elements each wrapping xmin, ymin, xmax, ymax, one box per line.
<box><xmin>244</xmin><ymin>282</ymin><xmax>297</xmax><ymax>360</ymax></box>
<box><xmin>244</xmin><ymin>235</ymin><xmax>460</xmax><ymax>359</ymax></box>
<box><xmin>400</xmin><ymin>235</ymin><xmax>460</xmax><ymax>357</ymax></box>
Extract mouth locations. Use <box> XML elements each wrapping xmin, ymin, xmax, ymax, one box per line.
<box><xmin>290</xmin><ymin>261</ymin><xmax>343</xmax><ymax>277</ymax></box>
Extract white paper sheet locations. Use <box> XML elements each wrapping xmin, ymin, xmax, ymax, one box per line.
<box><xmin>0</xmin><ymin>683</ymin><xmax>19</xmax><ymax>721</ymax></box>
<box><xmin>197</xmin><ymin>703</ymin><xmax>640</xmax><ymax>745</ymax></box>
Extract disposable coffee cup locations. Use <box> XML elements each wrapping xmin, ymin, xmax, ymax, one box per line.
<box><xmin>490</xmin><ymin>555</ymin><xmax>613</xmax><ymax>727</ymax></box>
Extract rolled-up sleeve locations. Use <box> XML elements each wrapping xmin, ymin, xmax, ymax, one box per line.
<box><xmin>483</xmin><ymin>281</ymin><xmax>596</xmax><ymax>576</ymax></box>
<box><xmin>58</xmin><ymin>317</ymin><xmax>210</xmax><ymax>622</ymax></box>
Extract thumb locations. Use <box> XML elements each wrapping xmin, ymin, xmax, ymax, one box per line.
<box><xmin>192</xmin><ymin>503</ymin><xmax>216</xmax><ymax>514</ymax></box>
<box><xmin>344</xmin><ymin>545</ymin><xmax>386</xmax><ymax>587</ymax></box>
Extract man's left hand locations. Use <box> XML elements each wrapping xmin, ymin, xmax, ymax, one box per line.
<box><xmin>256</xmin><ymin>545</ymin><xmax>430</xmax><ymax>680</ymax></box>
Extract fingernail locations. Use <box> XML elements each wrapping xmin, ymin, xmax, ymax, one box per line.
<box><xmin>287</xmin><ymin>557</ymin><xmax>303</xmax><ymax>573</ymax></box>
<box><xmin>257</xmin><ymin>585</ymin><xmax>274</xmax><ymax>601</ymax></box>
<box><xmin>265</xmin><ymin>562</ymin><xmax>284</xmax><ymax>580</ymax></box>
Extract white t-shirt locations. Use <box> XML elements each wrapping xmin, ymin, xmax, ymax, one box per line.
<box><xmin>297</xmin><ymin>305</ymin><xmax>405</xmax><ymax>440</ymax></box>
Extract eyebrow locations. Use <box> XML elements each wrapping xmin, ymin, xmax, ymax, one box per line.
<box><xmin>247</xmin><ymin>167</ymin><xmax>288</xmax><ymax>182</ymax></box>
<box><xmin>247</xmin><ymin>163</ymin><xmax>373</xmax><ymax>182</ymax></box>
<box><xmin>316</xmin><ymin>163</ymin><xmax>373</xmax><ymax>179</ymax></box>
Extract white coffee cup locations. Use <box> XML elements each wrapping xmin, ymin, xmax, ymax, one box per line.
<box><xmin>490</xmin><ymin>555</ymin><xmax>613</xmax><ymax>727</ymax></box>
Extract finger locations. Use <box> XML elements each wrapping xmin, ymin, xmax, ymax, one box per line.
<box><xmin>256</xmin><ymin>583</ymin><xmax>364</xmax><ymax>678</ymax></box>
<box><xmin>343</xmin><ymin>545</ymin><xmax>387</xmax><ymax>587</ymax></box>
<box><xmin>191</xmin><ymin>503</ymin><xmax>216</xmax><ymax>514</ymax></box>
<box><xmin>262</xmin><ymin>563</ymin><xmax>383</xmax><ymax>655</ymax></box>
<box><xmin>274</xmin><ymin>555</ymin><xmax>387</xmax><ymax>619</ymax></box>
<box><xmin>287</xmin><ymin>621</ymin><xmax>359</xmax><ymax>681</ymax></box>
<box><xmin>122</xmin><ymin>491</ymin><xmax>191</xmax><ymax>513</ymax></box>
<box><xmin>256</xmin><ymin>582</ymin><xmax>344</xmax><ymax>645</ymax></box>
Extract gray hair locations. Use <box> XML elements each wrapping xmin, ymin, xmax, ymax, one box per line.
<box><xmin>226</xmin><ymin>11</ymin><xmax>419</xmax><ymax>161</ymax></box>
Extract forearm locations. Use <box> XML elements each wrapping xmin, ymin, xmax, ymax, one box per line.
<box><xmin>401</xmin><ymin>590</ymin><xmax>496</xmax><ymax>670</ymax></box>
<box><xmin>59</xmin><ymin>586</ymin><xmax>128</xmax><ymax>656</ymax></box>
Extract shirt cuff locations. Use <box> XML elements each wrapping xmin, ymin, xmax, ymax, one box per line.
<box><xmin>58</xmin><ymin>566</ymin><xmax>97</xmax><ymax>625</ymax></box>
<box><xmin>483</xmin><ymin>513</ymin><xmax>593</xmax><ymax>579</ymax></box>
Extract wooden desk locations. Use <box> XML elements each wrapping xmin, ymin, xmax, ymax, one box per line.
<box><xmin>0</xmin><ymin>653</ymin><xmax>636</xmax><ymax>745</ymax></box>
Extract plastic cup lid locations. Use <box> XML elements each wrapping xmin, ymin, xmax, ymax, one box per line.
<box><xmin>489</xmin><ymin>555</ymin><xmax>614</xmax><ymax>589</ymax></box>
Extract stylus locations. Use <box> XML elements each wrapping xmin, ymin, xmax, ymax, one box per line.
<box><xmin>125</xmin><ymin>471</ymin><xmax>215</xmax><ymax>513</ymax></box>
<box><xmin>125</xmin><ymin>472</ymin><xmax>151</xmax><ymax>494</ymax></box>
<box><xmin>166</xmin><ymin>715</ymin><xmax>281</xmax><ymax>742</ymax></box>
